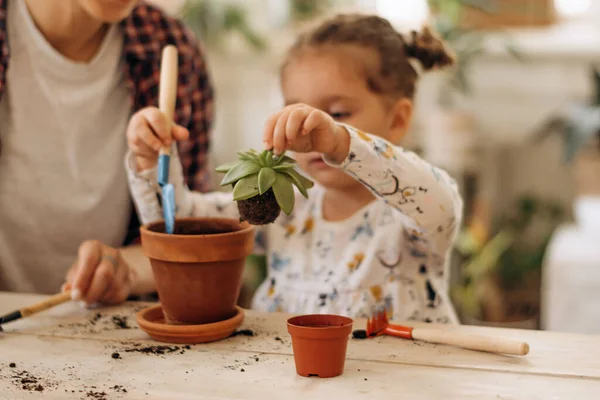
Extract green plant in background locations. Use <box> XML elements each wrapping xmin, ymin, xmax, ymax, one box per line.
<box><xmin>180</xmin><ymin>0</ymin><xmax>267</xmax><ymax>51</ymax></box>
<box><xmin>533</xmin><ymin>67</ymin><xmax>600</xmax><ymax>163</ymax></box>
<box><xmin>289</xmin><ymin>0</ymin><xmax>331</xmax><ymax>22</ymax></box>
<box><xmin>216</xmin><ymin>149</ymin><xmax>314</xmax><ymax>225</ymax></box>
<box><xmin>427</xmin><ymin>0</ymin><xmax>522</xmax><ymax>107</ymax></box>
<box><xmin>180</xmin><ymin>0</ymin><xmax>337</xmax><ymax>52</ymax></box>
<box><xmin>452</xmin><ymin>195</ymin><xmax>564</xmax><ymax>320</ymax></box>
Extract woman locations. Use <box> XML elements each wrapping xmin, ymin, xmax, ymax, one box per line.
<box><xmin>0</xmin><ymin>0</ymin><xmax>214</xmax><ymax>305</ymax></box>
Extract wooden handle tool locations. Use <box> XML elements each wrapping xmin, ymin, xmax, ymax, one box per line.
<box><xmin>156</xmin><ymin>45</ymin><xmax>179</xmax><ymax>234</ymax></box>
<box><xmin>158</xmin><ymin>44</ymin><xmax>178</xmax><ymax>158</ymax></box>
<box><xmin>360</xmin><ymin>311</ymin><xmax>529</xmax><ymax>356</ymax></box>
<box><xmin>0</xmin><ymin>291</ymin><xmax>72</xmax><ymax>330</ymax></box>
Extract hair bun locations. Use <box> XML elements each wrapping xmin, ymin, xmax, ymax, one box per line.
<box><xmin>403</xmin><ymin>26</ymin><xmax>455</xmax><ymax>71</ymax></box>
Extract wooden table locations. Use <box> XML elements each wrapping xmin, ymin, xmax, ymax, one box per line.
<box><xmin>1</xmin><ymin>292</ymin><xmax>600</xmax><ymax>399</ymax></box>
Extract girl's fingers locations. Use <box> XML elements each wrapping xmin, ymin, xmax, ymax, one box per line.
<box><xmin>303</xmin><ymin>109</ymin><xmax>325</xmax><ymax>134</ymax></box>
<box><xmin>272</xmin><ymin>116</ymin><xmax>288</xmax><ymax>155</ymax></box>
<box><xmin>172</xmin><ymin>124</ymin><xmax>190</xmax><ymax>141</ymax></box>
<box><xmin>285</xmin><ymin>107</ymin><xmax>309</xmax><ymax>145</ymax></box>
<box><xmin>142</xmin><ymin>108</ymin><xmax>171</xmax><ymax>146</ymax></box>
<box><xmin>272</xmin><ymin>106</ymin><xmax>299</xmax><ymax>155</ymax></box>
<box><xmin>263</xmin><ymin>112</ymin><xmax>281</xmax><ymax>150</ymax></box>
<box><xmin>136</xmin><ymin>122</ymin><xmax>163</xmax><ymax>152</ymax></box>
<box><xmin>72</xmin><ymin>241</ymin><xmax>103</xmax><ymax>301</ymax></box>
<box><xmin>130</xmin><ymin>143</ymin><xmax>159</xmax><ymax>159</ymax></box>
<box><xmin>303</xmin><ymin>110</ymin><xmax>336</xmax><ymax>153</ymax></box>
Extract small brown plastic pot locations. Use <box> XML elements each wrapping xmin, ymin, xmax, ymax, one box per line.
<box><xmin>140</xmin><ymin>217</ymin><xmax>254</xmax><ymax>325</ymax></box>
<box><xmin>287</xmin><ymin>314</ymin><xmax>354</xmax><ymax>378</ymax></box>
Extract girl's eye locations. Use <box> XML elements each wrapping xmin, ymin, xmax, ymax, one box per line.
<box><xmin>329</xmin><ymin>112</ymin><xmax>351</xmax><ymax>120</ymax></box>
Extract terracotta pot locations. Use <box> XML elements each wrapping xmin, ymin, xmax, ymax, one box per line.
<box><xmin>287</xmin><ymin>314</ymin><xmax>353</xmax><ymax>378</ymax></box>
<box><xmin>140</xmin><ymin>217</ymin><xmax>254</xmax><ymax>325</ymax></box>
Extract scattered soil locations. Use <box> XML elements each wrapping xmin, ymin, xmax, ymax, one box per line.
<box><xmin>112</xmin><ymin>385</ymin><xmax>127</xmax><ymax>393</ymax></box>
<box><xmin>86</xmin><ymin>390</ymin><xmax>108</xmax><ymax>400</ymax></box>
<box><xmin>240</xmin><ymin>368</ymin><xmax>245</xmax><ymax>372</ymax></box>
<box><xmin>111</xmin><ymin>352</ymin><xmax>121</xmax><ymax>359</ymax></box>
<box><xmin>274</xmin><ymin>336</ymin><xmax>282</xmax><ymax>342</ymax></box>
<box><xmin>111</xmin><ymin>316</ymin><xmax>131</xmax><ymax>329</ymax></box>
<box><xmin>124</xmin><ymin>345</ymin><xmax>183</xmax><ymax>356</ymax></box>
<box><xmin>91</xmin><ymin>313</ymin><xmax>103</xmax><ymax>324</ymax></box>
<box><xmin>3</xmin><ymin>356</ymin><xmax>133</xmax><ymax>396</ymax></box>
<box><xmin>7</xmin><ymin>369</ymin><xmax>56</xmax><ymax>393</ymax></box>
<box><xmin>224</xmin><ymin>354</ymin><xmax>264</xmax><ymax>371</ymax></box>
<box><xmin>352</xmin><ymin>330</ymin><xmax>368</xmax><ymax>339</ymax></box>
<box><xmin>54</xmin><ymin>311</ymin><xmax>139</xmax><ymax>335</ymax></box>
<box><xmin>231</xmin><ymin>329</ymin><xmax>255</xmax><ymax>337</ymax></box>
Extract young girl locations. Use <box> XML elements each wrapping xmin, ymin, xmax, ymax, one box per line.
<box><xmin>127</xmin><ymin>14</ymin><xmax>463</xmax><ymax>324</ymax></box>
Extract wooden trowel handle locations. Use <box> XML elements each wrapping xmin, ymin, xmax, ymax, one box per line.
<box><xmin>158</xmin><ymin>45</ymin><xmax>178</xmax><ymax>156</ymax></box>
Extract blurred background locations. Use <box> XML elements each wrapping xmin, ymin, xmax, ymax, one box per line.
<box><xmin>149</xmin><ymin>0</ymin><xmax>600</xmax><ymax>333</ymax></box>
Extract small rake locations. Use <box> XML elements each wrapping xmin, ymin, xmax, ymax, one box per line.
<box><xmin>353</xmin><ymin>311</ymin><xmax>529</xmax><ymax>356</ymax></box>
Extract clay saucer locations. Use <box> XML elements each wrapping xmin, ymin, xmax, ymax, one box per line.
<box><xmin>136</xmin><ymin>304</ymin><xmax>245</xmax><ymax>344</ymax></box>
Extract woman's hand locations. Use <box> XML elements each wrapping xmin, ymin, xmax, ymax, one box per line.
<box><xmin>126</xmin><ymin>107</ymin><xmax>190</xmax><ymax>171</ymax></box>
<box><xmin>62</xmin><ymin>240</ymin><xmax>137</xmax><ymax>306</ymax></box>
<box><xmin>263</xmin><ymin>104</ymin><xmax>351</xmax><ymax>164</ymax></box>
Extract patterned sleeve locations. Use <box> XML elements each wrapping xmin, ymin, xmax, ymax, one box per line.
<box><xmin>327</xmin><ymin>123</ymin><xmax>463</xmax><ymax>257</ymax></box>
<box><xmin>176</xmin><ymin>41</ymin><xmax>215</xmax><ymax>193</ymax></box>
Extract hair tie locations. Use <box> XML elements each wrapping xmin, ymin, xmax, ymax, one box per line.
<box><xmin>408</xmin><ymin>57</ymin><xmax>424</xmax><ymax>76</ymax></box>
<box><xmin>400</xmin><ymin>30</ymin><xmax>423</xmax><ymax>76</ymax></box>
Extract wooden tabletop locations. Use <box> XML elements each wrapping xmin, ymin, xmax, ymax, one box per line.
<box><xmin>1</xmin><ymin>292</ymin><xmax>599</xmax><ymax>399</ymax></box>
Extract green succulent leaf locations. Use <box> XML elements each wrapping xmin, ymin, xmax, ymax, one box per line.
<box><xmin>273</xmin><ymin>163</ymin><xmax>295</xmax><ymax>171</ymax></box>
<box><xmin>220</xmin><ymin>161</ymin><xmax>261</xmax><ymax>186</ymax></box>
<box><xmin>284</xmin><ymin>168</ymin><xmax>314</xmax><ymax>194</ymax></box>
<box><xmin>272</xmin><ymin>173</ymin><xmax>295</xmax><ymax>215</ymax></box>
<box><xmin>280</xmin><ymin>170</ymin><xmax>306</xmax><ymax>198</ymax></box>
<box><xmin>238</xmin><ymin>149</ymin><xmax>261</xmax><ymax>161</ymax></box>
<box><xmin>258</xmin><ymin>167</ymin><xmax>276</xmax><ymax>194</ymax></box>
<box><xmin>232</xmin><ymin>174</ymin><xmax>260</xmax><ymax>201</ymax></box>
<box><xmin>265</xmin><ymin>151</ymin><xmax>274</xmax><ymax>167</ymax></box>
<box><xmin>237</xmin><ymin>152</ymin><xmax>255</xmax><ymax>162</ymax></box>
<box><xmin>275</xmin><ymin>154</ymin><xmax>296</xmax><ymax>165</ymax></box>
<box><xmin>215</xmin><ymin>161</ymin><xmax>238</xmax><ymax>173</ymax></box>
<box><xmin>258</xmin><ymin>151</ymin><xmax>268</xmax><ymax>167</ymax></box>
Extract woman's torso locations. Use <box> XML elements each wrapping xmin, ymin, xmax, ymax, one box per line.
<box><xmin>0</xmin><ymin>0</ymin><xmax>131</xmax><ymax>293</ymax></box>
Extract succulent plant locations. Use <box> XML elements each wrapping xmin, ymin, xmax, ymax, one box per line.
<box><xmin>215</xmin><ymin>149</ymin><xmax>314</xmax><ymax>225</ymax></box>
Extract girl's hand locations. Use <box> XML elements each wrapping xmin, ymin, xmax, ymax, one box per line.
<box><xmin>62</xmin><ymin>241</ymin><xmax>137</xmax><ymax>306</ymax></box>
<box><xmin>263</xmin><ymin>104</ymin><xmax>351</xmax><ymax>164</ymax></box>
<box><xmin>126</xmin><ymin>107</ymin><xmax>190</xmax><ymax>171</ymax></box>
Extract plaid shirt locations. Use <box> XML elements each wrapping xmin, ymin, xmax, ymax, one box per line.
<box><xmin>0</xmin><ymin>1</ymin><xmax>214</xmax><ymax>244</ymax></box>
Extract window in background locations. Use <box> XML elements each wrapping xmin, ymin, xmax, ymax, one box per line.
<box><xmin>374</xmin><ymin>0</ymin><xmax>429</xmax><ymax>28</ymax></box>
<box><xmin>373</xmin><ymin>0</ymin><xmax>596</xmax><ymax>24</ymax></box>
<box><xmin>554</xmin><ymin>0</ymin><xmax>592</xmax><ymax>18</ymax></box>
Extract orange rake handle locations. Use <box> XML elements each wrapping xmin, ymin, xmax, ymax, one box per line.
<box><xmin>380</xmin><ymin>323</ymin><xmax>414</xmax><ymax>339</ymax></box>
